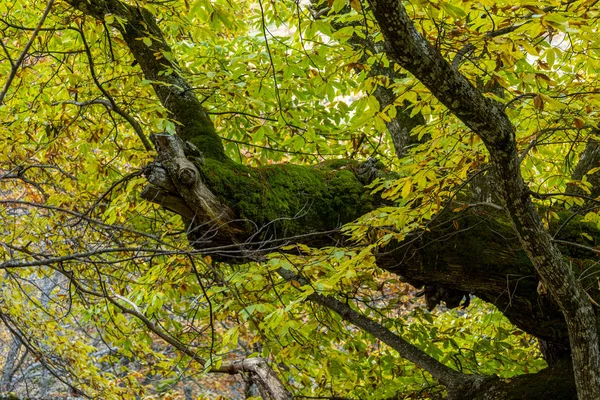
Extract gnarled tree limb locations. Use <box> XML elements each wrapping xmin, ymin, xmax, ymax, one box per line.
<box><xmin>62</xmin><ymin>0</ymin><xmax>600</xmax><ymax>397</ymax></box>
<box><xmin>365</xmin><ymin>0</ymin><xmax>600</xmax><ymax>397</ymax></box>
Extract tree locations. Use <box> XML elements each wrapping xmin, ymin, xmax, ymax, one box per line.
<box><xmin>1</xmin><ymin>0</ymin><xmax>600</xmax><ymax>399</ymax></box>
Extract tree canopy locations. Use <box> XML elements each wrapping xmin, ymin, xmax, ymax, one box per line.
<box><xmin>1</xmin><ymin>0</ymin><xmax>600</xmax><ymax>399</ymax></box>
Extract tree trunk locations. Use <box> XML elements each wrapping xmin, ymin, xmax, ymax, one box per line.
<box><xmin>366</xmin><ymin>0</ymin><xmax>600</xmax><ymax>397</ymax></box>
<box><xmin>63</xmin><ymin>0</ymin><xmax>600</xmax><ymax>398</ymax></box>
<box><xmin>0</xmin><ymin>337</ymin><xmax>21</xmax><ymax>394</ymax></box>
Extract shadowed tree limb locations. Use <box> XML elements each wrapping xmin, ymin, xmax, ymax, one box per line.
<box><xmin>61</xmin><ymin>0</ymin><xmax>600</xmax><ymax>397</ymax></box>
<box><xmin>568</xmin><ymin>137</ymin><xmax>600</xmax><ymax>210</ymax></box>
<box><xmin>275</xmin><ymin>267</ymin><xmax>483</xmax><ymax>396</ymax></box>
<box><xmin>365</xmin><ymin>0</ymin><xmax>600</xmax><ymax>397</ymax></box>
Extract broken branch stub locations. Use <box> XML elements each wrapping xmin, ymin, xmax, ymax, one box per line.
<box><xmin>150</xmin><ymin>133</ymin><xmax>236</xmax><ymax>229</ymax></box>
<box><xmin>217</xmin><ymin>358</ymin><xmax>292</xmax><ymax>400</ymax></box>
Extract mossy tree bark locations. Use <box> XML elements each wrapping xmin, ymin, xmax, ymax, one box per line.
<box><xmin>367</xmin><ymin>1</ymin><xmax>600</xmax><ymax>399</ymax></box>
<box><xmin>65</xmin><ymin>0</ymin><xmax>600</xmax><ymax>398</ymax></box>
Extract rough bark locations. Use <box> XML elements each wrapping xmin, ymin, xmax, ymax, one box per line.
<box><xmin>468</xmin><ymin>358</ymin><xmax>577</xmax><ymax>400</ymax></box>
<box><xmin>0</xmin><ymin>337</ymin><xmax>21</xmax><ymax>394</ymax></box>
<box><xmin>366</xmin><ymin>0</ymin><xmax>600</xmax><ymax>398</ymax></box>
<box><xmin>216</xmin><ymin>358</ymin><xmax>292</xmax><ymax>400</ymax></box>
<box><xmin>373</xmin><ymin>84</ymin><xmax>427</xmax><ymax>157</ymax></box>
<box><xmin>64</xmin><ymin>0</ymin><xmax>600</xmax><ymax>398</ymax></box>
<box><xmin>149</xmin><ymin>134</ymin><xmax>236</xmax><ymax>237</ymax></box>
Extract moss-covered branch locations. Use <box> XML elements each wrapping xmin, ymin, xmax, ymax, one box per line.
<box><xmin>198</xmin><ymin>158</ymin><xmax>376</xmax><ymax>238</ymax></box>
<box><xmin>377</xmin><ymin>205</ymin><xmax>600</xmax><ymax>358</ymax></box>
<box><xmin>142</xmin><ymin>144</ymin><xmax>380</xmax><ymax>248</ymax></box>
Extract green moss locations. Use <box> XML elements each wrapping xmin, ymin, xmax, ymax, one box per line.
<box><xmin>185</xmin><ymin>130</ymin><xmax>225</xmax><ymax>161</ymax></box>
<box><xmin>420</xmin><ymin>208</ymin><xmax>533</xmax><ymax>276</ymax></box>
<box><xmin>327</xmin><ymin>169</ymin><xmax>367</xmax><ymax>222</ymax></box>
<box><xmin>176</xmin><ymin>119</ymin><xmax>226</xmax><ymax>161</ymax></box>
<box><xmin>165</xmin><ymin>92</ymin><xmax>227</xmax><ymax>161</ymax></box>
<box><xmin>198</xmin><ymin>159</ymin><xmax>374</xmax><ymax>238</ymax></box>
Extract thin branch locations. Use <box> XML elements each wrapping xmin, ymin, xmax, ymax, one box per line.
<box><xmin>483</xmin><ymin>5</ymin><xmax>556</xmax><ymax>38</ymax></box>
<box><xmin>77</xmin><ymin>27</ymin><xmax>153</xmax><ymax>151</ymax></box>
<box><xmin>0</xmin><ymin>0</ymin><xmax>55</xmax><ymax>104</ymax></box>
<box><xmin>485</xmin><ymin>21</ymin><xmax>532</xmax><ymax>38</ymax></box>
<box><xmin>71</xmin><ymin>281</ymin><xmax>209</xmax><ymax>366</ymax></box>
<box><xmin>80</xmin><ymin>168</ymin><xmax>145</xmax><ymax>217</ymax></box>
<box><xmin>275</xmin><ymin>268</ymin><xmax>479</xmax><ymax>388</ymax></box>
<box><xmin>54</xmin><ymin>99</ymin><xmax>152</xmax><ymax>151</ymax></box>
<box><xmin>528</xmin><ymin>190</ymin><xmax>600</xmax><ymax>205</ymax></box>
<box><xmin>0</xmin><ymin>39</ymin><xmax>14</xmax><ymax>67</ymax></box>
<box><xmin>553</xmin><ymin>239</ymin><xmax>600</xmax><ymax>255</ymax></box>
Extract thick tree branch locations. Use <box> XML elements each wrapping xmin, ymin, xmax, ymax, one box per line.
<box><xmin>275</xmin><ymin>268</ymin><xmax>481</xmax><ymax>395</ymax></box>
<box><xmin>366</xmin><ymin>1</ymin><xmax>600</xmax><ymax>397</ymax></box>
<box><xmin>64</xmin><ymin>0</ymin><xmax>225</xmax><ymax>160</ymax></box>
<box><xmin>572</xmin><ymin>139</ymin><xmax>600</xmax><ymax>182</ymax></box>
<box><xmin>569</xmin><ymin>138</ymin><xmax>600</xmax><ymax>209</ymax></box>
<box><xmin>151</xmin><ymin>134</ymin><xmax>235</xmax><ymax>228</ymax></box>
<box><xmin>215</xmin><ymin>358</ymin><xmax>292</xmax><ymax>400</ymax></box>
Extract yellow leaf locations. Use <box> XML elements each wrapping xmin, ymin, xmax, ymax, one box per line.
<box><xmin>581</xmin><ymin>232</ymin><xmax>593</xmax><ymax>241</ymax></box>
<box><xmin>401</xmin><ymin>180</ymin><xmax>413</xmax><ymax>198</ymax></box>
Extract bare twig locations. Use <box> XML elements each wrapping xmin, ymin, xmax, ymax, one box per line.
<box><xmin>0</xmin><ymin>0</ymin><xmax>55</xmax><ymax>104</ymax></box>
<box><xmin>77</xmin><ymin>27</ymin><xmax>153</xmax><ymax>151</ymax></box>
